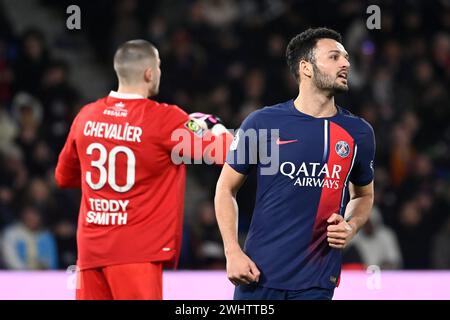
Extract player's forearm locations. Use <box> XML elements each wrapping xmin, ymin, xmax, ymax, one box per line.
<box><xmin>214</xmin><ymin>187</ymin><xmax>242</xmax><ymax>256</ymax></box>
<box><xmin>202</xmin><ymin>131</ymin><xmax>233</xmax><ymax>165</ymax></box>
<box><xmin>344</xmin><ymin>193</ymin><xmax>374</xmax><ymax>234</ymax></box>
<box><xmin>54</xmin><ymin>163</ymin><xmax>81</xmax><ymax>188</ymax></box>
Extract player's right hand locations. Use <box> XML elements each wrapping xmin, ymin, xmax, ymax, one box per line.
<box><xmin>225</xmin><ymin>249</ymin><xmax>261</xmax><ymax>286</ymax></box>
<box><xmin>189</xmin><ymin>112</ymin><xmax>229</xmax><ymax>136</ymax></box>
<box><xmin>189</xmin><ymin>112</ymin><xmax>223</xmax><ymax>130</ymax></box>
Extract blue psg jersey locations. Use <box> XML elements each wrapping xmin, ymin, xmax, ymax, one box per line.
<box><xmin>226</xmin><ymin>99</ymin><xmax>375</xmax><ymax>290</ymax></box>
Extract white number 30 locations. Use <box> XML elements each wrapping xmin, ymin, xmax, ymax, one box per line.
<box><xmin>86</xmin><ymin>143</ymin><xmax>135</xmax><ymax>192</ymax></box>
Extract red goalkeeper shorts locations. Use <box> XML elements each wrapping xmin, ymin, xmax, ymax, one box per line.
<box><xmin>76</xmin><ymin>262</ymin><xmax>163</xmax><ymax>300</ymax></box>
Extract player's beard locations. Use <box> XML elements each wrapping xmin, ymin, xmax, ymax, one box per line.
<box><xmin>312</xmin><ymin>63</ymin><xmax>348</xmax><ymax>94</ymax></box>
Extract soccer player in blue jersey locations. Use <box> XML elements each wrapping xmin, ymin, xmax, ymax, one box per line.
<box><xmin>215</xmin><ymin>27</ymin><xmax>375</xmax><ymax>300</ymax></box>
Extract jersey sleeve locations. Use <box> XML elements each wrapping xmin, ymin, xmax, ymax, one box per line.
<box><xmin>160</xmin><ymin>104</ymin><xmax>232</xmax><ymax>164</ymax></box>
<box><xmin>55</xmin><ymin>114</ymin><xmax>82</xmax><ymax>188</ymax></box>
<box><xmin>349</xmin><ymin>120</ymin><xmax>376</xmax><ymax>186</ymax></box>
<box><xmin>225</xmin><ymin>111</ymin><xmax>259</xmax><ymax>175</ymax></box>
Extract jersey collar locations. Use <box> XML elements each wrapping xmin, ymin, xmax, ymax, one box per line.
<box><xmin>109</xmin><ymin>91</ymin><xmax>146</xmax><ymax>100</ymax></box>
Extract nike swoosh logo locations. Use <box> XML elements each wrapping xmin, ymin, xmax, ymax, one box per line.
<box><xmin>276</xmin><ymin>138</ymin><xmax>298</xmax><ymax>145</ymax></box>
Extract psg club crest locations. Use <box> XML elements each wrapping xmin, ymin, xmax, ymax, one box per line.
<box><xmin>335</xmin><ymin>141</ymin><xmax>350</xmax><ymax>158</ymax></box>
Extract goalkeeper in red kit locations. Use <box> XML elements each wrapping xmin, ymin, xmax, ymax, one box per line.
<box><xmin>55</xmin><ymin>40</ymin><xmax>232</xmax><ymax>300</ymax></box>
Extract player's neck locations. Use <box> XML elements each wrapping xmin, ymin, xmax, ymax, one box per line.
<box><xmin>116</xmin><ymin>85</ymin><xmax>149</xmax><ymax>99</ymax></box>
<box><xmin>294</xmin><ymin>85</ymin><xmax>337</xmax><ymax>118</ymax></box>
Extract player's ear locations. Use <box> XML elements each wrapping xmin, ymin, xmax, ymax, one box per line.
<box><xmin>144</xmin><ymin>67</ymin><xmax>152</xmax><ymax>83</ymax></box>
<box><xmin>299</xmin><ymin>60</ymin><xmax>312</xmax><ymax>79</ymax></box>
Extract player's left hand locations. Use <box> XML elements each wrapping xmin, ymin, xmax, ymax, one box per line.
<box><xmin>326</xmin><ymin>213</ymin><xmax>356</xmax><ymax>249</ymax></box>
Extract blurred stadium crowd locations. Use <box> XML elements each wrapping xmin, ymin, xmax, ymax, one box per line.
<box><xmin>0</xmin><ymin>0</ymin><xmax>449</xmax><ymax>271</ymax></box>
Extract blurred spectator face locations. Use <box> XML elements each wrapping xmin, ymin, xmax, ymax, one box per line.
<box><xmin>401</xmin><ymin>111</ymin><xmax>419</xmax><ymax>136</ymax></box>
<box><xmin>3</xmin><ymin>145</ymin><xmax>25</xmax><ymax>172</ymax></box>
<box><xmin>414</xmin><ymin>60</ymin><xmax>434</xmax><ymax>84</ymax></box>
<box><xmin>416</xmin><ymin>192</ymin><xmax>433</xmax><ymax>211</ymax></box>
<box><xmin>432</xmin><ymin>33</ymin><xmax>450</xmax><ymax>69</ymax></box>
<box><xmin>33</xmin><ymin>141</ymin><xmax>52</xmax><ymax>166</ymax></box>
<box><xmin>404</xmin><ymin>11</ymin><xmax>422</xmax><ymax>31</ymax></box>
<box><xmin>199</xmin><ymin>0</ymin><xmax>239</xmax><ymax>28</ymax></box>
<box><xmin>21</xmin><ymin>206</ymin><xmax>42</xmax><ymax>231</ymax></box>
<box><xmin>13</xmin><ymin>92</ymin><xmax>43</xmax><ymax>126</ymax></box>
<box><xmin>374</xmin><ymin>167</ymin><xmax>389</xmax><ymax>188</ymax></box>
<box><xmin>217</xmin><ymin>31</ymin><xmax>238</xmax><ymax>51</ymax></box>
<box><xmin>19</xmin><ymin>105</ymin><xmax>36</xmax><ymax>128</ymax></box>
<box><xmin>43</xmin><ymin>64</ymin><xmax>67</xmax><ymax>87</ymax></box>
<box><xmin>18</xmin><ymin>110</ymin><xmax>39</xmax><ymax>144</ymax></box>
<box><xmin>116</xmin><ymin>0</ymin><xmax>137</xmax><ymax>16</ymax></box>
<box><xmin>54</xmin><ymin>220</ymin><xmax>76</xmax><ymax>238</ymax></box>
<box><xmin>226</xmin><ymin>61</ymin><xmax>245</xmax><ymax>80</ymax></box>
<box><xmin>381</xmin><ymin>12</ymin><xmax>394</xmax><ymax>33</ymax></box>
<box><xmin>268</xmin><ymin>34</ymin><xmax>285</xmax><ymax>58</ymax></box>
<box><xmin>147</xmin><ymin>17</ymin><xmax>167</xmax><ymax>43</ymax></box>
<box><xmin>198</xmin><ymin>201</ymin><xmax>215</xmax><ymax>226</ymax></box>
<box><xmin>210</xmin><ymin>85</ymin><xmax>230</xmax><ymax>105</ymax></box>
<box><xmin>209</xmin><ymin>85</ymin><xmax>232</xmax><ymax>123</ymax></box>
<box><xmin>410</xmin><ymin>37</ymin><xmax>427</xmax><ymax>59</ymax></box>
<box><xmin>383</xmin><ymin>40</ymin><xmax>402</xmax><ymax>65</ymax></box>
<box><xmin>399</xmin><ymin>201</ymin><xmax>422</xmax><ymax>227</ymax></box>
<box><xmin>189</xmin><ymin>1</ymin><xmax>205</xmax><ymax>23</ymax></box>
<box><xmin>29</xmin><ymin>178</ymin><xmax>50</xmax><ymax>204</ymax></box>
<box><xmin>359</xmin><ymin>102</ymin><xmax>378</xmax><ymax>125</ymax></box>
<box><xmin>23</xmin><ymin>33</ymin><xmax>44</xmax><ymax>60</ymax></box>
<box><xmin>172</xmin><ymin>30</ymin><xmax>192</xmax><ymax>58</ymax></box>
<box><xmin>0</xmin><ymin>186</ymin><xmax>13</xmax><ymax>204</ymax></box>
<box><xmin>309</xmin><ymin>39</ymin><xmax>350</xmax><ymax>93</ymax></box>
<box><xmin>0</xmin><ymin>40</ymin><xmax>14</xmax><ymax>100</ymax></box>
<box><xmin>414</xmin><ymin>154</ymin><xmax>432</xmax><ymax>177</ymax></box>
<box><xmin>245</xmin><ymin>69</ymin><xmax>265</xmax><ymax>99</ymax></box>
<box><xmin>392</xmin><ymin>124</ymin><xmax>411</xmax><ymax>146</ymax></box>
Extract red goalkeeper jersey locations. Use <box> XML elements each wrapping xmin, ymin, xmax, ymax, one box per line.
<box><xmin>55</xmin><ymin>91</ymin><xmax>230</xmax><ymax>270</ymax></box>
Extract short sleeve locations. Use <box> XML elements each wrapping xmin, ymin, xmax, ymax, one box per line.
<box><xmin>226</xmin><ymin>111</ymin><xmax>259</xmax><ymax>175</ymax></box>
<box><xmin>349</xmin><ymin>121</ymin><xmax>376</xmax><ymax>186</ymax></box>
<box><xmin>159</xmin><ymin>104</ymin><xmax>192</xmax><ymax>151</ymax></box>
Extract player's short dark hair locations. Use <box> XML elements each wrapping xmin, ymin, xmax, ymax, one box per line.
<box><xmin>286</xmin><ymin>27</ymin><xmax>343</xmax><ymax>83</ymax></box>
<box><xmin>113</xmin><ymin>39</ymin><xmax>158</xmax><ymax>84</ymax></box>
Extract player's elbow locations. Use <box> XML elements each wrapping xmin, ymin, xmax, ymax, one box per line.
<box><xmin>214</xmin><ymin>179</ymin><xmax>226</xmax><ymax>205</ymax></box>
<box><xmin>54</xmin><ymin>170</ymin><xmax>79</xmax><ymax>189</ymax></box>
<box><xmin>214</xmin><ymin>177</ymin><xmax>236</xmax><ymax>206</ymax></box>
<box><xmin>54</xmin><ymin>172</ymin><xmax>68</xmax><ymax>188</ymax></box>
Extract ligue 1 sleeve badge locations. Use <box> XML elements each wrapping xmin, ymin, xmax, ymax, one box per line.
<box><xmin>335</xmin><ymin>141</ymin><xmax>350</xmax><ymax>158</ymax></box>
<box><xmin>185</xmin><ymin>119</ymin><xmax>204</xmax><ymax>137</ymax></box>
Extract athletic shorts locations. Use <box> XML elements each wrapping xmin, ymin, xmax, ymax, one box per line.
<box><xmin>76</xmin><ymin>262</ymin><xmax>163</xmax><ymax>300</ymax></box>
<box><xmin>234</xmin><ymin>282</ymin><xmax>334</xmax><ymax>300</ymax></box>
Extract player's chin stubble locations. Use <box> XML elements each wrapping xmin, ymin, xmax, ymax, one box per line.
<box><xmin>312</xmin><ymin>64</ymin><xmax>348</xmax><ymax>93</ymax></box>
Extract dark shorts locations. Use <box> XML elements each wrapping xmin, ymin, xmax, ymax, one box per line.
<box><xmin>234</xmin><ymin>283</ymin><xmax>335</xmax><ymax>300</ymax></box>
